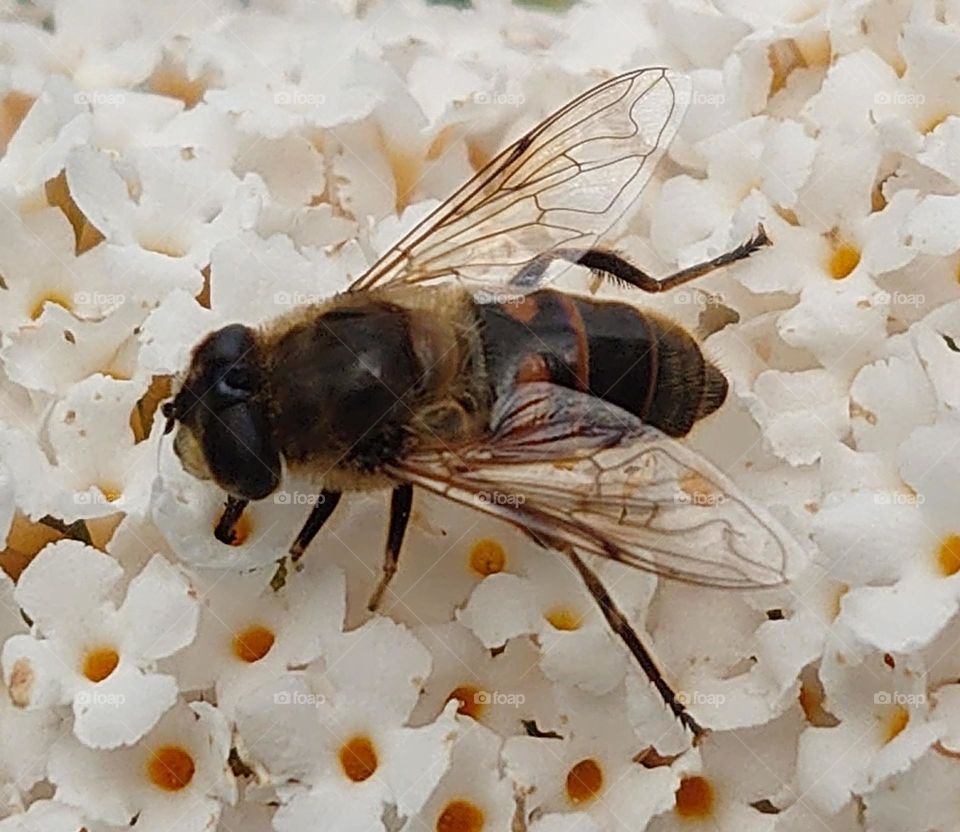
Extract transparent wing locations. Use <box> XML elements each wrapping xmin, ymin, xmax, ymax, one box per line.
<box><xmin>390</xmin><ymin>384</ymin><xmax>806</xmax><ymax>588</ymax></box>
<box><xmin>348</xmin><ymin>67</ymin><xmax>690</xmax><ymax>293</ymax></box>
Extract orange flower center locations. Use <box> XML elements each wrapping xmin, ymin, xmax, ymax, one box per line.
<box><xmin>339</xmin><ymin>735</ymin><xmax>378</xmax><ymax>782</ymax></box>
<box><xmin>446</xmin><ymin>685</ymin><xmax>485</xmax><ymax>720</ymax></box>
<box><xmin>937</xmin><ymin>534</ymin><xmax>960</xmax><ymax>576</ymax></box>
<box><xmin>232</xmin><ymin>625</ymin><xmax>276</xmax><ymax>663</ymax></box>
<box><xmin>565</xmin><ymin>758</ymin><xmax>603</xmax><ymax>805</ymax></box>
<box><xmin>675</xmin><ymin>776</ymin><xmax>715</xmax><ymax>818</ymax></box>
<box><xmin>82</xmin><ymin>647</ymin><xmax>119</xmax><ymax>683</ymax></box>
<box><xmin>147</xmin><ymin>745</ymin><xmax>195</xmax><ymax>791</ymax></box>
<box><xmin>436</xmin><ymin>799</ymin><xmax>485</xmax><ymax>832</ymax></box>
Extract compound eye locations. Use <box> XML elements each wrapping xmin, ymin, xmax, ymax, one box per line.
<box><xmin>205</xmin><ymin>402</ymin><xmax>280</xmax><ymax>500</ymax></box>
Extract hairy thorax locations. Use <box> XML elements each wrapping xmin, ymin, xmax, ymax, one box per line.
<box><xmin>259</xmin><ymin>284</ymin><xmax>490</xmax><ymax>492</ymax></box>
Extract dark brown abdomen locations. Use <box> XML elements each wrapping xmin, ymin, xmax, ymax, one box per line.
<box><xmin>477</xmin><ymin>290</ymin><xmax>727</xmax><ymax>437</ymax></box>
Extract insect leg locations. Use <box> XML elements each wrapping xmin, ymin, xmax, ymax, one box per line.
<box><xmin>214</xmin><ymin>496</ymin><xmax>249</xmax><ymax>544</ymax></box>
<box><xmin>289</xmin><ymin>490</ymin><xmax>342</xmax><ymax>562</ymax></box>
<box><xmin>367</xmin><ymin>483</ymin><xmax>414</xmax><ymax>611</ymax></box>
<box><xmin>509</xmin><ymin>224</ymin><xmax>769</xmax><ymax>292</ymax></box>
<box><xmin>563</xmin><ymin>544</ymin><xmax>707</xmax><ymax>742</ymax></box>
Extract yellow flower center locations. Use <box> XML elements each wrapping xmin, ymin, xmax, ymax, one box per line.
<box><xmin>882</xmin><ymin>705</ymin><xmax>909</xmax><ymax>744</ymax></box>
<box><xmin>545</xmin><ymin>606</ymin><xmax>582</xmax><ymax>631</ymax></box>
<box><xmin>468</xmin><ymin>538</ymin><xmax>506</xmax><ymax>576</ymax></box>
<box><xmin>827</xmin><ymin>242</ymin><xmax>860</xmax><ymax>279</ymax></box>
<box><xmin>937</xmin><ymin>534</ymin><xmax>960</xmax><ymax>576</ymax></box>
<box><xmin>29</xmin><ymin>291</ymin><xmax>73</xmax><ymax>321</ymax></box>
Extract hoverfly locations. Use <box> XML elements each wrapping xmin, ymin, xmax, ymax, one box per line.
<box><xmin>162</xmin><ymin>68</ymin><xmax>804</xmax><ymax>739</ymax></box>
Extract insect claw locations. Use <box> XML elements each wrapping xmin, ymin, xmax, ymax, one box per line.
<box><xmin>752</xmin><ymin>222</ymin><xmax>771</xmax><ymax>249</ymax></box>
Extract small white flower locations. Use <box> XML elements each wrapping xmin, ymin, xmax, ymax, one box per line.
<box><xmin>794</xmin><ymin>639</ymin><xmax>938</xmax><ymax>814</ymax></box>
<box><xmin>411</xmin><ymin>620</ymin><xmax>561</xmax><ymax>738</ymax></box>
<box><xmin>64</xmin><ymin>144</ymin><xmax>263</xmax><ymax>269</ymax></box>
<box><xmin>458</xmin><ymin>548</ymin><xmax>653</xmax><ymax>696</ymax></box>
<box><xmin>504</xmin><ymin>685</ymin><xmax>679</xmax><ymax>831</ymax></box>
<box><xmin>408</xmin><ymin>721</ymin><xmax>516</xmax><ymax>832</ymax></box>
<box><xmin>0</xmin><ymin>78</ymin><xmax>90</xmax><ymax>198</ymax></box>
<box><xmin>170</xmin><ymin>564</ymin><xmax>346</xmax><ymax>719</ymax></box>
<box><xmin>48</xmin><ymin>700</ymin><xmax>236</xmax><ymax>830</ymax></box>
<box><xmin>2</xmin><ymin>541</ymin><xmax>198</xmax><ymax>749</ymax></box>
<box><xmin>0</xmin><ymin>571</ymin><xmax>62</xmax><ymax>809</ymax></box>
<box><xmin>235</xmin><ymin>617</ymin><xmax>458</xmax><ymax>831</ymax></box>
<box><xmin>647</xmin><ymin>710</ymin><xmax>804</xmax><ymax>832</ymax></box>
<box><xmin>816</xmin><ymin>416</ymin><xmax>960</xmax><ymax>653</ymax></box>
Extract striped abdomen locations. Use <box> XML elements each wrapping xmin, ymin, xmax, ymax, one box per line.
<box><xmin>476</xmin><ymin>290</ymin><xmax>727</xmax><ymax>437</ymax></box>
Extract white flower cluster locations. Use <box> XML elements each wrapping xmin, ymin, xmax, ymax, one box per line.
<box><xmin>0</xmin><ymin>0</ymin><xmax>959</xmax><ymax>830</ymax></box>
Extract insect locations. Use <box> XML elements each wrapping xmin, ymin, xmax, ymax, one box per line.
<box><xmin>162</xmin><ymin>67</ymin><xmax>804</xmax><ymax>740</ymax></box>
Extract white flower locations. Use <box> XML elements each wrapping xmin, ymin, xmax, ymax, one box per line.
<box><xmin>407</xmin><ymin>721</ymin><xmax>516</xmax><ymax>832</ymax></box>
<box><xmin>459</xmin><ymin>548</ymin><xmax>656</xmax><ymax>696</ymax></box>
<box><xmin>815</xmin><ymin>416</ymin><xmax>960</xmax><ymax>653</ymax></box>
<box><xmin>48</xmin><ymin>700</ymin><xmax>235</xmax><ymax>830</ymax></box>
<box><xmin>64</xmin><ymin>144</ymin><xmax>263</xmax><ymax>269</ymax></box>
<box><xmin>2</xmin><ymin>541</ymin><xmax>198</xmax><ymax>748</ymax></box>
<box><xmin>647</xmin><ymin>711</ymin><xmax>804</xmax><ymax>832</ymax></box>
<box><xmin>503</xmin><ymin>685</ymin><xmax>679</xmax><ymax>831</ymax></box>
<box><xmin>411</xmin><ymin>620</ymin><xmax>561</xmax><ymax>738</ymax></box>
<box><xmin>3</xmin><ymin>0</ymin><xmax>960</xmax><ymax>825</ymax></box>
<box><xmin>170</xmin><ymin>564</ymin><xmax>346</xmax><ymax>719</ymax></box>
<box><xmin>0</xmin><ymin>571</ymin><xmax>61</xmax><ymax>812</ymax></box>
<box><xmin>794</xmin><ymin>636</ymin><xmax>938</xmax><ymax>814</ymax></box>
<box><xmin>235</xmin><ymin>617</ymin><xmax>458</xmax><ymax>832</ymax></box>
<box><xmin>0</xmin><ymin>78</ymin><xmax>90</xmax><ymax>199</ymax></box>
